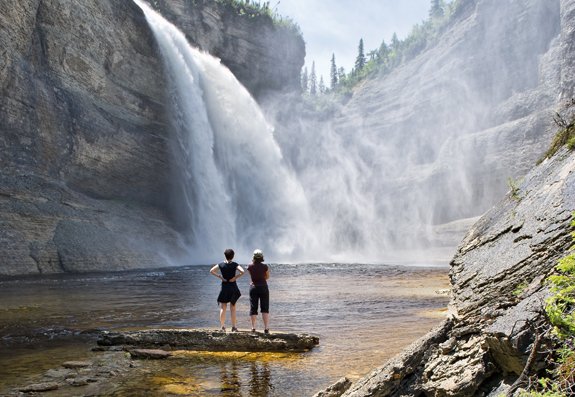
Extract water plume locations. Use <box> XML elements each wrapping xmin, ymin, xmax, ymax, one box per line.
<box><xmin>134</xmin><ymin>0</ymin><xmax>315</xmax><ymax>263</ymax></box>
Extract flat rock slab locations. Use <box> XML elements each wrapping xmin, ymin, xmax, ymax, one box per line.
<box><xmin>130</xmin><ymin>349</ymin><xmax>173</xmax><ymax>359</ymax></box>
<box><xmin>62</xmin><ymin>360</ymin><xmax>92</xmax><ymax>369</ymax></box>
<box><xmin>19</xmin><ymin>382</ymin><xmax>59</xmax><ymax>392</ymax></box>
<box><xmin>97</xmin><ymin>329</ymin><xmax>319</xmax><ymax>353</ymax></box>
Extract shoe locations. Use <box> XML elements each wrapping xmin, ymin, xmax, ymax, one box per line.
<box><xmin>231</xmin><ymin>327</ymin><xmax>238</xmax><ymax>332</ymax></box>
<box><xmin>251</xmin><ymin>328</ymin><xmax>256</xmax><ymax>333</ymax></box>
<box><xmin>264</xmin><ymin>329</ymin><xmax>269</xmax><ymax>334</ymax></box>
<box><xmin>221</xmin><ymin>326</ymin><xmax>226</xmax><ymax>332</ymax></box>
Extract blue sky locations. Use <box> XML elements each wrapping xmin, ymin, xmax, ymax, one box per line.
<box><xmin>274</xmin><ymin>0</ymin><xmax>431</xmax><ymax>81</ymax></box>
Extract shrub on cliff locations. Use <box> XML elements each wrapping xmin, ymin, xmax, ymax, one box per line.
<box><xmin>539</xmin><ymin>99</ymin><xmax>575</xmax><ymax>164</ymax></box>
<box><xmin>521</xmin><ymin>214</ymin><xmax>575</xmax><ymax>396</ymax></box>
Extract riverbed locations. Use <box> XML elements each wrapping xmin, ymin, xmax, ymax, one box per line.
<box><xmin>0</xmin><ymin>263</ymin><xmax>449</xmax><ymax>396</ymax></box>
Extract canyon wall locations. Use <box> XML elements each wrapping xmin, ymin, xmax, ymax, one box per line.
<box><xmin>0</xmin><ymin>0</ymin><xmax>303</xmax><ymax>275</ymax></box>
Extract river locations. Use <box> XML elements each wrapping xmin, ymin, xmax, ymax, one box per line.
<box><xmin>0</xmin><ymin>263</ymin><xmax>449</xmax><ymax>396</ymax></box>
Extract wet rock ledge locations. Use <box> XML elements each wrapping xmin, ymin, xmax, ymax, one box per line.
<box><xmin>97</xmin><ymin>328</ymin><xmax>319</xmax><ymax>353</ymax></box>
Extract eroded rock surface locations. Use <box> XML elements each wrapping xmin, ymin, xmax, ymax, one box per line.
<box><xmin>0</xmin><ymin>0</ymin><xmax>303</xmax><ymax>276</ymax></box>
<box><xmin>97</xmin><ymin>328</ymin><xmax>320</xmax><ymax>353</ymax></box>
<box><xmin>317</xmin><ymin>149</ymin><xmax>574</xmax><ymax>396</ymax></box>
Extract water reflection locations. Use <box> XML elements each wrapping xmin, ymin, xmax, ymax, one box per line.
<box><xmin>0</xmin><ymin>264</ymin><xmax>449</xmax><ymax>395</ymax></box>
<box><xmin>248</xmin><ymin>361</ymin><xmax>272</xmax><ymax>397</ymax></box>
<box><xmin>220</xmin><ymin>361</ymin><xmax>241</xmax><ymax>394</ymax></box>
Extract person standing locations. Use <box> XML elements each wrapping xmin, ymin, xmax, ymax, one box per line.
<box><xmin>210</xmin><ymin>248</ymin><xmax>244</xmax><ymax>332</ymax></box>
<box><xmin>247</xmin><ymin>249</ymin><xmax>270</xmax><ymax>334</ymax></box>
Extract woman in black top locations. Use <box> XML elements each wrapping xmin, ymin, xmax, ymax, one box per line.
<box><xmin>210</xmin><ymin>248</ymin><xmax>245</xmax><ymax>332</ymax></box>
<box><xmin>247</xmin><ymin>249</ymin><xmax>270</xmax><ymax>333</ymax></box>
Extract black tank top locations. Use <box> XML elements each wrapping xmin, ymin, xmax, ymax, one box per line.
<box><xmin>219</xmin><ymin>261</ymin><xmax>238</xmax><ymax>281</ymax></box>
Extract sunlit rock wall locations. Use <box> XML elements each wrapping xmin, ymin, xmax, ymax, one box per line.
<box><xmin>153</xmin><ymin>0</ymin><xmax>305</xmax><ymax>99</ymax></box>
<box><xmin>0</xmin><ymin>0</ymin><xmax>303</xmax><ymax>276</ymax></box>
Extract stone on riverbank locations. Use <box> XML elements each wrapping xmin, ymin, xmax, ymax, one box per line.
<box><xmin>130</xmin><ymin>349</ymin><xmax>173</xmax><ymax>359</ymax></box>
<box><xmin>97</xmin><ymin>328</ymin><xmax>319</xmax><ymax>353</ymax></box>
<box><xmin>62</xmin><ymin>361</ymin><xmax>92</xmax><ymax>369</ymax></box>
<box><xmin>19</xmin><ymin>382</ymin><xmax>59</xmax><ymax>392</ymax></box>
<box><xmin>312</xmin><ymin>377</ymin><xmax>352</xmax><ymax>397</ymax></box>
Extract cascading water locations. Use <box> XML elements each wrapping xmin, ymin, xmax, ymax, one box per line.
<box><xmin>134</xmin><ymin>0</ymin><xmax>315</xmax><ymax>263</ymax></box>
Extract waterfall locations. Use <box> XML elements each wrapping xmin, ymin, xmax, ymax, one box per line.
<box><xmin>134</xmin><ymin>0</ymin><xmax>314</xmax><ymax>263</ymax></box>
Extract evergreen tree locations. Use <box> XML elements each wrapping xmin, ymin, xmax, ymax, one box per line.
<box><xmin>337</xmin><ymin>67</ymin><xmax>346</xmax><ymax>84</ymax></box>
<box><xmin>391</xmin><ymin>33</ymin><xmax>400</xmax><ymax>51</ymax></box>
<box><xmin>430</xmin><ymin>0</ymin><xmax>444</xmax><ymax>18</ymax></box>
<box><xmin>300</xmin><ymin>67</ymin><xmax>308</xmax><ymax>93</ymax></box>
<box><xmin>354</xmin><ymin>38</ymin><xmax>366</xmax><ymax>74</ymax></box>
<box><xmin>378</xmin><ymin>39</ymin><xmax>390</xmax><ymax>65</ymax></box>
<box><xmin>319</xmin><ymin>76</ymin><xmax>326</xmax><ymax>94</ymax></box>
<box><xmin>309</xmin><ymin>61</ymin><xmax>317</xmax><ymax>95</ymax></box>
<box><xmin>330</xmin><ymin>53</ymin><xmax>338</xmax><ymax>89</ymax></box>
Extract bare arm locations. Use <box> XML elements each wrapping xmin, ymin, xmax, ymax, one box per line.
<box><xmin>265</xmin><ymin>267</ymin><xmax>270</xmax><ymax>280</ymax></box>
<box><xmin>210</xmin><ymin>264</ymin><xmax>224</xmax><ymax>281</ymax></box>
<box><xmin>230</xmin><ymin>265</ymin><xmax>245</xmax><ymax>282</ymax></box>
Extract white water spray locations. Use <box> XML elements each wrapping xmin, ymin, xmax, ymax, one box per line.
<box><xmin>135</xmin><ymin>0</ymin><xmax>315</xmax><ymax>263</ymax></box>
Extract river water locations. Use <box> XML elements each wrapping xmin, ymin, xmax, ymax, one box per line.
<box><xmin>0</xmin><ymin>263</ymin><xmax>449</xmax><ymax>396</ymax></box>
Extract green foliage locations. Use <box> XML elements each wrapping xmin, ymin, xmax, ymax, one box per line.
<box><xmin>513</xmin><ymin>282</ymin><xmax>528</xmax><ymax>297</ymax></box>
<box><xmin>507</xmin><ymin>177</ymin><xmax>522</xmax><ymax>201</ymax></box>
<box><xmin>521</xmin><ymin>213</ymin><xmax>575</xmax><ymax>396</ymax></box>
<box><xmin>215</xmin><ymin>0</ymin><xmax>302</xmax><ymax>36</ymax></box>
<box><xmin>308</xmin><ymin>0</ymin><xmax>462</xmax><ymax>98</ymax></box>
<box><xmin>540</xmin><ymin>99</ymin><xmax>575</xmax><ymax>163</ymax></box>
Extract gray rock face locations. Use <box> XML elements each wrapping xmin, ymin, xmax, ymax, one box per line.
<box><xmin>153</xmin><ymin>0</ymin><xmax>305</xmax><ymax>99</ymax></box>
<box><xmin>0</xmin><ymin>0</ymin><xmax>302</xmax><ymax>276</ymax></box>
<box><xmin>0</xmin><ymin>0</ymin><xmax>181</xmax><ymax>275</ymax></box>
<box><xmin>322</xmin><ymin>149</ymin><xmax>574</xmax><ymax>396</ymax></box>
<box><xmin>274</xmin><ymin>0</ymin><xmax>570</xmax><ymax>258</ymax></box>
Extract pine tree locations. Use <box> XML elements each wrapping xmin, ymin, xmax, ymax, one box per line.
<box><xmin>309</xmin><ymin>61</ymin><xmax>317</xmax><ymax>95</ymax></box>
<box><xmin>319</xmin><ymin>76</ymin><xmax>326</xmax><ymax>94</ymax></box>
<box><xmin>354</xmin><ymin>38</ymin><xmax>366</xmax><ymax>73</ymax></box>
<box><xmin>330</xmin><ymin>53</ymin><xmax>338</xmax><ymax>89</ymax></box>
<box><xmin>378</xmin><ymin>39</ymin><xmax>389</xmax><ymax>64</ymax></box>
<box><xmin>300</xmin><ymin>67</ymin><xmax>309</xmax><ymax>93</ymax></box>
<box><xmin>430</xmin><ymin>0</ymin><xmax>444</xmax><ymax>18</ymax></box>
<box><xmin>338</xmin><ymin>67</ymin><xmax>346</xmax><ymax>84</ymax></box>
<box><xmin>391</xmin><ymin>33</ymin><xmax>400</xmax><ymax>51</ymax></box>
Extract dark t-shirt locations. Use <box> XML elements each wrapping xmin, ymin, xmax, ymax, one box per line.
<box><xmin>248</xmin><ymin>262</ymin><xmax>268</xmax><ymax>286</ymax></box>
<box><xmin>219</xmin><ymin>261</ymin><xmax>239</xmax><ymax>281</ymax></box>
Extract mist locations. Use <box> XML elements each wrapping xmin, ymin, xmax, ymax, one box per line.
<box><xmin>264</xmin><ymin>0</ymin><xmax>562</xmax><ymax>263</ymax></box>
<box><xmin>140</xmin><ymin>0</ymin><xmax>562</xmax><ymax>265</ymax></box>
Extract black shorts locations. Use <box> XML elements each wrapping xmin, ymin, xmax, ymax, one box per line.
<box><xmin>249</xmin><ymin>285</ymin><xmax>269</xmax><ymax>315</ymax></box>
<box><xmin>217</xmin><ymin>282</ymin><xmax>241</xmax><ymax>305</ymax></box>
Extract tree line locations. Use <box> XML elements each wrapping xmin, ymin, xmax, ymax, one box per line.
<box><xmin>301</xmin><ymin>0</ymin><xmax>458</xmax><ymax>96</ymax></box>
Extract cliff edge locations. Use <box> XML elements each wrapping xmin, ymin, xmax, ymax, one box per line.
<box><xmin>0</xmin><ymin>0</ymin><xmax>303</xmax><ymax>276</ymax></box>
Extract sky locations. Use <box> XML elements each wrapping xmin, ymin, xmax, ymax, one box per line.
<box><xmin>274</xmin><ymin>0</ymin><xmax>432</xmax><ymax>82</ymax></box>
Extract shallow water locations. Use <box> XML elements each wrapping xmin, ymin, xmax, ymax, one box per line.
<box><xmin>0</xmin><ymin>263</ymin><xmax>449</xmax><ymax>395</ymax></box>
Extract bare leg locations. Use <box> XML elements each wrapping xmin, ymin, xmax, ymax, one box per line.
<box><xmin>230</xmin><ymin>303</ymin><xmax>237</xmax><ymax>329</ymax></box>
<box><xmin>250</xmin><ymin>315</ymin><xmax>257</xmax><ymax>330</ymax></box>
<box><xmin>219</xmin><ymin>303</ymin><xmax>227</xmax><ymax>329</ymax></box>
<box><xmin>262</xmin><ymin>313</ymin><xmax>270</xmax><ymax>331</ymax></box>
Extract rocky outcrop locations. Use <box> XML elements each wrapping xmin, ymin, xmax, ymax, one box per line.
<box><xmin>271</xmin><ymin>0</ymin><xmax>570</xmax><ymax>259</ymax></box>
<box><xmin>0</xmin><ymin>0</ymin><xmax>303</xmax><ymax>276</ymax></box>
<box><xmin>153</xmin><ymin>0</ymin><xmax>305</xmax><ymax>99</ymax></box>
<box><xmin>97</xmin><ymin>328</ymin><xmax>320</xmax><ymax>353</ymax></box>
<box><xmin>0</xmin><ymin>0</ymin><xmax>186</xmax><ymax>276</ymax></box>
<box><xmin>316</xmin><ymin>148</ymin><xmax>574</xmax><ymax>396</ymax></box>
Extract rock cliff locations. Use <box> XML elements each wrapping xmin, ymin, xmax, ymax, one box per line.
<box><xmin>271</xmin><ymin>0</ymin><xmax>569</xmax><ymax>260</ymax></box>
<box><xmin>332</xmin><ymin>147</ymin><xmax>574</xmax><ymax>397</ymax></box>
<box><xmin>0</xmin><ymin>0</ymin><xmax>303</xmax><ymax>276</ymax></box>
<box><xmin>153</xmin><ymin>0</ymin><xmax>305</xmax><ymax>99</ymax></box>
<box><xmin>311</xmin><ymin>0</ymin><xmax>575</xmax><ymax>392</ymax></box>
